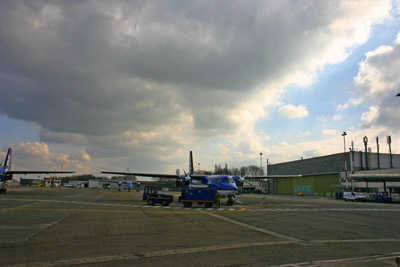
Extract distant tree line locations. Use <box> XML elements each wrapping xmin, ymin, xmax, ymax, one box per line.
<box><xmin>211</xmin><ymin>164</ymin><xmax>263</xmax><ymax>176</ymax></box>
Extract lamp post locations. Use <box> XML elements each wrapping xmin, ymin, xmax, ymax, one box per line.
<box><xmin>342</xmin><ymin>132</ymin><xmax>348</xmax><ymax>190</ymax></box>
<box><xmin>387</xmin><ymin>136</ymin><xmax>393</xmax><ymax>168</ymax></box>
<box><xmin>363</xmin><ymin>136</ymin><xmax>369</xmax><ymax>170</ymax></box>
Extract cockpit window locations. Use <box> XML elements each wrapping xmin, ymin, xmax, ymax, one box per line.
<box><xmin>222</xmin><ymin>178</ymin><xmax>229</xmax><ymax>183</ymax></box>
<box><xmin>216</xmin><ymin>177</ymin><xmax>235</xmax><ymax>184</ymax></box>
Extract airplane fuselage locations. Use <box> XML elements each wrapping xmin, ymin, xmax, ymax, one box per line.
<box><xmin>186</xmin><ymin>174</ymin><xmax>238</xmax><ymax>197</ymax></box>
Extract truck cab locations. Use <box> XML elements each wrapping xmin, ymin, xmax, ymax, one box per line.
<box><xmin>376</xmin><ymin>192</ymin><xmax>392</xmax><ymax>203</ymax></box>
<box><xmin>142</xmin><ymin>185</ymin><xmax>174</xmax><ymax>206</ymax></box>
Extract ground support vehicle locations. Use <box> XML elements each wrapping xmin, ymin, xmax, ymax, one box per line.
<box><xmin>335</xmin><ymin>192</ymin><xmax>343</xmax><ymax>200</ymax></box>
<box><xmin>180</xmin><ymin>189</ymin><xmax>220</xmax><ymax>208</ymax></box>
<box><xmin>343</xmin><ymin>191</ymin><xmax>369</xmax><ymax>202</ymax></box>
<box><xmin>376</xmin><ymin>192</ymin><xmax>392</xmax><ymax>203</ymax></box>
<box><xmin>142</xmin><ymin>185</ymin><xmax>174</xmax><ymax>206</ymax></box>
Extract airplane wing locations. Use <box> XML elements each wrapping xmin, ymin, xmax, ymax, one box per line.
<box><xmin>101</xmin><ymin>171</ymin><xmax>179</xmax><ymax>179</ymax></box>
<box><xmin>6</xmin><ymin>171</ymin><xmax>75</xmax><ymax>175</ymax></box>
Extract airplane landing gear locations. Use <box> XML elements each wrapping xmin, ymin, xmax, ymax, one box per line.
<box><xmin>0</xmin><ymin>182</ymin><xmax>6</xmax><ymax>194</ymax></box>
<box><xmin>227</xmin><ymin>196</ymin><xmax>234</xmax><ymax>206</ymax></box>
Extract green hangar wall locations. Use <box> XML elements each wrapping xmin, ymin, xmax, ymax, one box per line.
<box><xmin>276</xmin><ymin>173</ymin><xmax>339</xmax><ymax>196</ymax></box>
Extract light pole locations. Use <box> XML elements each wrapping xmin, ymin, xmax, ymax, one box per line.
<box><xmin>363</xmin><ymin>136</ymin><xmax>369</xmax><ymax>170</ymax></box>
<box><xmin>387</xmin><ymin>136</ymin><xmax>393</xmax><ymax>168</ymax></box>
<box><xmin>342</xmin><ymin>132</ymin><xmax>348</xmax><ymax>190</ymax></box>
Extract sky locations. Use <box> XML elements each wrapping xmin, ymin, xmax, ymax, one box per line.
<box><xmin>1</xmin><ymin>0</ymin><xmax>400</xmax><ymax>178</ymax></box>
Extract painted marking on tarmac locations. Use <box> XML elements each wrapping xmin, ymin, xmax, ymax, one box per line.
<box><xmin>11</xmin><ymin>242</ymin><xmax>400</xmax><ymax>266</ymax></box>
<box><xmin>66</xmin><ymin>194</ymin><xmax>85</xmax><ymax>198</ymax></box>
<box><xmin>205</xmin><ymin>211</ymin><xmax>303</xmax><ymax>243</ymax></box>
<box><xmin>3</xmin><ymin>198</ymin><xmax>400</xmax><ymax>213</ymax></box>
<box><xmin>83</xmin><ymin>194</ymin><xmax>105</xmax><ymax>202</ymax></box>
<box><xmin>1</xmin><ymin>206</ymin><xmax>246</xmax><ymax>214</ymax></box>
<box><xmin>271</xmin><ymin>250</ymin><xmax>400</xmax><ymax>267</ymax></box>
<box><xmin>245</xmin><ymin>208</ymin><xmax>400</xmax><ymax>212</ymax></box>
<box><xmin>0</xmin><ymin>198</ymin><xmax>245</xmax><ymax>213</ymax></box>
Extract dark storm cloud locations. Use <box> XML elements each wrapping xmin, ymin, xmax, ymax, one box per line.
<box><xmin>0</xmin><ymin>0</ymin><xmax>345</xmax><ymax>136</ymax></box>
<box><xmin>0</xmin><ymin>0</ymin><xmax>394</xmax><ymax>171</ymax></box>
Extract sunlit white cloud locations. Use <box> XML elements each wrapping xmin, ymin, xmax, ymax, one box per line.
<box><xmin>361</xmin><ymin>106</ymin><xmax>380</xmax><ymax>123</ymax></box>
<box><xmin>278</xmin><ymin>104</ymin><xmax>309</xmax><ymax>119</ymax></box>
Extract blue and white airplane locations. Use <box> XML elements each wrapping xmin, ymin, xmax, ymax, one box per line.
<box><xmin>101</xmin><ymin>151</ymin><xmax>299</xmax><ymax>204</ymax></box>
<box><xmin>0</xmin><ymin>148</ymin><xmax>75</xmax><ymax>193</ymax></box>
<box><xmin>102</xmin><ymin>151</ymin><xmax>239</xmax><ymax>200</ymax></box>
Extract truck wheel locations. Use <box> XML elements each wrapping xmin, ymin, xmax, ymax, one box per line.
<box><xmin>183</xmin><ymin>202</ymin><xmax>192</xmax><ymax>208</ymax></box>
<box><xmin>147</xmin><ymin>199</ymin><xmax>155</xmax><ymax>205</ymax></box>
<box><xmin>205</xmin><ymin>202</ymin><xmax>213</xmax><ymax>208</ymax></box>
<box><xmin>161</xmin><ymin>200</ymin><xmax>168</xmax><ymax>206</ymax></box>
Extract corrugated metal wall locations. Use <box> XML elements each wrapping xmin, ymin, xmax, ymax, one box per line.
<box><xmin>276</xmin><ymin>173</ymin><xmax>339</xmax><ymax>196</ymax></box>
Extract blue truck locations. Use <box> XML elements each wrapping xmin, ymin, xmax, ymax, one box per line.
<box><xmin>376</xmin><ymin>192</ymin><xmax>392</xmax><ymax>203</ymax></box>
<box><xmin>142</xmin><ymin>185</ymin><xmax>174</xmax><ymax>206</ymax></box>
<box><xmin>180</xmin><ymin>189</ymin><xmax>220</xmax><ymax>208</ymax></box>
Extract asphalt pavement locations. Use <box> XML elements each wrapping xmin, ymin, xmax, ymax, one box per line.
<box><xmin>1</xmin><ymin>187</ymin><xmax>400</xmax><ymax>266</ymax></box>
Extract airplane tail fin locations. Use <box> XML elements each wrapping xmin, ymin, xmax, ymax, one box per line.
<box><xmin>189</xmin><ymin>151</ymin><xmax>194</xmax><ymax>175</ymax></box>
<box><xmin>3</xmin><ymin>148</ymin><xmax>12</xmax><ymax>171</ymax></box>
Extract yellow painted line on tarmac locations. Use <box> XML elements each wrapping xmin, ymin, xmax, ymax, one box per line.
<box><xmin>3</xmin><ymin>207</ymin><xmax>246</xmax><ymax>214</ymax></box>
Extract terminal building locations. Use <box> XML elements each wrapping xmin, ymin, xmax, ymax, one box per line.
<box><xmin>264</xmin><ymin>151</ymin><xmax>400</xmax><ymax>197</ymax></box>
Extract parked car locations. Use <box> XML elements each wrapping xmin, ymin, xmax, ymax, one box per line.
<box><xmin>343</xmin><ymin>191</ymin><xmax>369</xmax><ymax>202</ymax></box>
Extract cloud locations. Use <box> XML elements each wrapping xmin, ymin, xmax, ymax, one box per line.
<box><xmin>336</xmin><ymin>103</ymin><xmax>349</xmax><ymax>111</ymax></box>
<box><xmin>3</xmin><ymin>142</ymin><xmax>90</xmax><ymax>174</ymax></box>
<box><xmin>279</xmin><ymin>104</ymin><xmax>309</xmax><ymax>119</ymax></box>
<box><xmin>361</xmin><ymin>106</ymin><xmax>380</xmax><ymax>123</ymax></box>
<box><xmin>346</xmin><ymin>31</ymin><xmax>400</xmax><ymax>132</ymax></box>
<box><xmin>0</xmin><ymin>0</ymin><xmax>395</xmax><ymax>173</ymax></box>
<box><xmin>333</xmin><ymin>114</ymin><xmax>343</xmax><ymax>121</ymax></box>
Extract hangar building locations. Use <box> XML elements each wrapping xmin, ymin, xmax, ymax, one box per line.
<box><xmin>265</xmin><ymin>151</ymin><xmax>400</xmax><ymax>196</ymax></box>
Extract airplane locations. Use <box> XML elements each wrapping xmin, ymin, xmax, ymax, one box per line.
<box><xmin>0</xmin><ymin>148</ymin><xmax>75</xmax><ymax>193</ymax></box>
<box><xmin>101</xmin><ymin>151</ymin><xmax>301</xmax><ymax>205</ymax></box>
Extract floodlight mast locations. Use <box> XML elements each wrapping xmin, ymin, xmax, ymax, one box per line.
<box><xmin>342</xmin><ymin>132</ymin><xmax>348</xmax><ymax>190</ymax></box>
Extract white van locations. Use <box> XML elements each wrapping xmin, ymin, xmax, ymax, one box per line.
<box><xmin>343</xmin><ymin>192</ymin><xmax>369</xmax><ymax>202</ymax></box>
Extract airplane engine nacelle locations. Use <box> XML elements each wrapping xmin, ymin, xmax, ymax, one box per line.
<box><xmin>184</xmin><ymin>176</ymin><xmax>191</xmax><ymax>186</ymax></box>
<box><xmin>176</xmin><ymin>177</ymin><xmax>191</xmax><ymax>187</ymax></box>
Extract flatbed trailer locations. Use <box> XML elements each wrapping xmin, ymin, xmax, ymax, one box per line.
<box><xmin>142</xmin><ymin>185</ymin><xmax>174</xmax><ymax>206</ymax></box>
<box><xmin>180</xmin><ymin>189</ymin><xmax>220</xmax><ymax>208</ymax></box>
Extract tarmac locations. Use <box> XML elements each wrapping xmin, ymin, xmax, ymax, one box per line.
<box><xmin>1</xmin><ymin>187</ymin><xmax>400</xmax><ymax>266</ymax></box>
